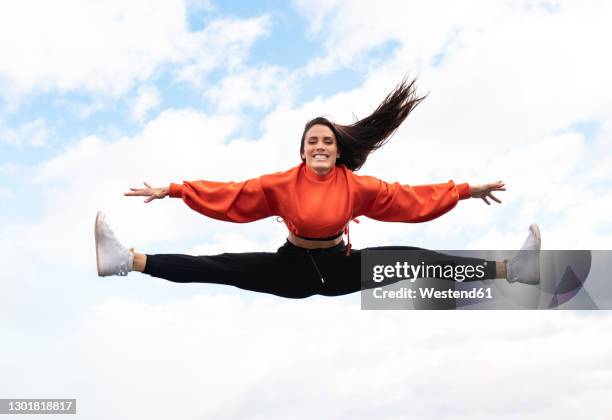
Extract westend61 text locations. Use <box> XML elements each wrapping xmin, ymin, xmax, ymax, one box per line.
<box><xmin>372</xmin><ymin>261</ymin><xmax>487</xmax><ymax>282</ymax></box>
<box><xmin>373</xmin><ymin>287</ymin><xmax>493</xmax><ymax>300</ymax></box>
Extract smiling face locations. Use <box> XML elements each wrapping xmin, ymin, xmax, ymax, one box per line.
<box><xmin>300</xmin><ymin>124</ymin><xmax>340</xmax><ymax>176</ymax></box>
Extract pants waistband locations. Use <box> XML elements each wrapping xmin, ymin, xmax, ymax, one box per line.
<box><xmin>278</xmin><ymin>239</ymin><xmax>347</xmax><ymax>255</ymax></box>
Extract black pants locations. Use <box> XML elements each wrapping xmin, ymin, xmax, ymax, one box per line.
<box><xmin>143</xmin><ymin>241</ymin><xmax>497</xmax><ymax>299</ymax></box>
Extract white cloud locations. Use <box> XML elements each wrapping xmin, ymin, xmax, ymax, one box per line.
<box><xmin>0</xmin><ymin>118</ymin><xmax>50</xmax><ymax>148</ymax></box>
<box><xmin>293</xmin><ymin>0</ymin><xmax>498</xmax><ymax>76</ymax></box>
<box><xmin>293</xmin><ymin>0</ymin><xmax>612</xmax><ymax>135</ymax></box>
<box><xmin>174</xmin><ymin>16</ymin><xmax>272</xmax><ymax>87</ymax></box>
<box><xmin>4</xmin><ymin>295</ymin><xmax>608</xmax><ymax>419</ymax></box>
<box><xmin>205</xmin><ymin>66</ymin><xmax>295</xmax><ymax>112</ymax></box>
<box><xmin>0</xmin><ymin>1</ymin><xmax>270</xmax><ymax>102</ymax></box>
<box><xmin>0</xmin><ymin>162</ymin><xmax>19</xmax><ymax>175</ymax></box>
<box><xmin>185</xmin><ymin>0</ymin><xmax>214</xmax><ymax>13</ymax></box>
<box><xmin>131</xmin><ymin>85</ymin><xmax>161</xmax><ymax>121</ymax></box>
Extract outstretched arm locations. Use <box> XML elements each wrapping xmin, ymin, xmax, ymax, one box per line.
<box><xmin>354</xmin><ymin>174</ymin><xmax>505</xmax><ymax>223</ymax></box>
<box><xmin>124</xmin><ymin>178</ymin><xmax>273</xmax><ymax>223</ymax></box>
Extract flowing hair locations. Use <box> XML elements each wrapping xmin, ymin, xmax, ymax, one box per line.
<box><xmin>299</xmin><ymin>76</ymin><xmax>427</xmax><ymax>171</ymax></box>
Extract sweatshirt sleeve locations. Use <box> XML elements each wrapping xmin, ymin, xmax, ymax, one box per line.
<box><xmin>168</xmin><ymin>177</ymin><xmax>273</xmax><ymax>223</ymax></box>
<box><xmin>353</xmin><ymin>174</ymin><xmax>471</xmax><ymax>223</ymax></box>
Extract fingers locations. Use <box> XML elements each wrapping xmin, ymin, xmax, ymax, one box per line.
<box><xmin>124</xmin><ymin>189</ymin><xmax>149</xmax><ymax>196</ymax></box>
<box><xmin>490</xmin><ymin>181</ymin><xmax>506</xmax><ymax>191</ymax></box>
<box><xmin>124</xmin><ymin>183</ymin><xmax>154</xmax><ymax>197</ymax></box>
<box><xmin>144</xmin><ymin>193</ymin><xmax>157</xmax><ymax>203</ymax></box>
<box><xmin>144</xmin><ymin>193</ymin><xmax>163</xmax><ymax>203</ymax></box>
<box><xmin>482</xmin><ymin>196</ymin><xmax>491</xmax><ymax>205</ymax></box>
<box><xmin>489</xmin><ymin>192</ymin><xmax>502</xmax><ymax>204</ymax></box>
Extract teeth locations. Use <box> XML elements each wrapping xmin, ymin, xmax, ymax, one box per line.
<box><xmin>313</xmin><ymin>155</ymin><xmax>328</xmax><ymax>159</ymax></box>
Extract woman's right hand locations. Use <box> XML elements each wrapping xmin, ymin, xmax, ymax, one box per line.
<box><xmin>124</xmin><ymin>182</ymin><xmax>169</xmax><ymax>203</ymax></box>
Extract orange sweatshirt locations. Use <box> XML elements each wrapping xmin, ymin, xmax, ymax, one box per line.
<box><xmin>168</xmin><ymin>163</ymin><xmax>471</xmax><ymax>240</ymax></box>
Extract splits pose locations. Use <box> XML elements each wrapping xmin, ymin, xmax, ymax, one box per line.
<box><xmin>94</xmin><ymin>78</ymin><xmax>541</xmax><ymax>298</ymax></box>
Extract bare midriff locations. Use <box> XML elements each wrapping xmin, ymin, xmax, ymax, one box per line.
<box><xmin>287</xmin><ymin>232</ymin><xmax>343</xmax><ymax>249</ymax></box>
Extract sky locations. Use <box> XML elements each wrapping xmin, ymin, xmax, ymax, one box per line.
<box><xmin>1</xmin><ymin>0</ymin><xmax>612</xmax><ymax>418</ymax></box>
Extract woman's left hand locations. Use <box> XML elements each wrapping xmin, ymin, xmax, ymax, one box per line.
<box><xmin>470</xmin><ymin>181</ymin><xmax>506</xmax><ymax>205</ymax></box>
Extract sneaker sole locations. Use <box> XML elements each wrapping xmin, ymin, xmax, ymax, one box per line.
<box><xmin>95</xmin><ymin>211</ymin><xmax>106</xmax><ymax>276</ymax></box>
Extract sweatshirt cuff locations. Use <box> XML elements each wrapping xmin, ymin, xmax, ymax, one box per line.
<box><xmin>456</xmin><ymin>183</ymin><xmax>471</xmax><ymax>200</ymax></box>
<box><xmin>168</xmin><ymin>183</ymin><xmax>183</xmax><ymax>198</ymax></box>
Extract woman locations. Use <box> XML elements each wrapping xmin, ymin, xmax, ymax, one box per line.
<box><xmin>95</xmin><ymin>78</ymin><xmax>541</xmax><ymax>298</ymax></box>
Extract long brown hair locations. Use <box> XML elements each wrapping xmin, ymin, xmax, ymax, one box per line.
<box><xmin>300</xmin><ymin>76</ymin><xmax>427</xmax><ymax>171</ymax></box>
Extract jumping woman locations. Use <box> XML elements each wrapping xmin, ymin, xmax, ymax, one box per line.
<box><xmin>94</xmin><ymin>78</ymin><xmax>541</xmax><ymax>298</ymax></box>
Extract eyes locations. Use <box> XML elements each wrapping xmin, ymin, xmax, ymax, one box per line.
<box><xmin>307</xmin><ymin>139</ymin><xmax>334</xmax><ymax>145</ymax></box>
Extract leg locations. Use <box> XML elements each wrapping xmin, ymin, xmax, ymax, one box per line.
<box><xmin>140</xmin><ymin>250</ymin><xmax>324</xmax><ymax>299</ymax></box>
<box><xmin>134</xmin><ymin>246</ymin><xmax>506</xmax><ymax>282</ymax></box>
<box><xmin>316</xmin><ymin>224</ymin><xmax>544</xmax><ymax>292</ymax></box>
<box><xmin>133</xmin><ymin>245</ymin><xmax>506</xmax><ymax>296</ymax></box>
<box><xmin>308</xmin><ymin>245</ymin><xmax>500</xmax><ymax>297</ymax></box>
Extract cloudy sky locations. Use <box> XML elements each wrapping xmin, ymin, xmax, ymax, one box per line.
<box><xmin>1</xmin><ymin>0</ymin><xmax>611</xmax><ymax>418</ymax></box>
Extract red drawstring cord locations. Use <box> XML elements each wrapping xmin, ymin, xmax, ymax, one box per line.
<box><xmin>344</xmin><ymin>218</ymin><xmax>360</xmax><ymax>256</ymax></box>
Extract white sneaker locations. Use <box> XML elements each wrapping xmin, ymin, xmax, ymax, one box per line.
<box><xmin>507</xmin><ymin>224</ymin><xmax>541</xmax><ymax>285</ymax></box>
<box><xmin>95</xmin><ymin>211</ymin><xmax>133</xmax><ymax>276</ymax></box>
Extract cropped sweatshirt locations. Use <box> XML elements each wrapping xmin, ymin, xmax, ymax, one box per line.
<box><xmin>168</xmin><ymin>163</ymin><xmax>471</xmax><ymax>253</ymax></box>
